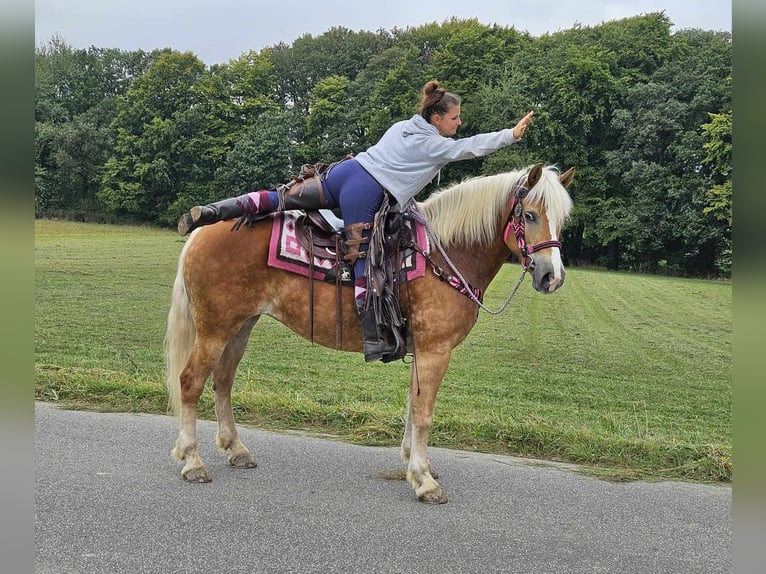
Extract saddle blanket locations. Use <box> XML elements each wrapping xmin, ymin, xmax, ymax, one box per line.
<box><xmin>267</xmin><ymin>211</ymin><xmax>428</xmax><ymax>283</ymax></box>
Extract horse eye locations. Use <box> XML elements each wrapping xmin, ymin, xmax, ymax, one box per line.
<box><xmin>524</xmin><ymin>211</ymin><xmax>537</xmax><ymax>223</ymax></box>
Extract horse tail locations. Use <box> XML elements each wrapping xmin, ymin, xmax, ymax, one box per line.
<box><xmin>164</xmin><ymin>235</ymin><xmax>197</xmax><ymax>416</ymax></box>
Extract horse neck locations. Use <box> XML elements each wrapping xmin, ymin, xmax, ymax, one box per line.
<box><xmin>440</xmin><ymin>236</ymin><xmax>510</xmax><ymax>293</ymax></box>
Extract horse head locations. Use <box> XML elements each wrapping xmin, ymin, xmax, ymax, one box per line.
<box><xmin>503</xmin><ymin>164</ymin><xmax>575</xmax><ymax>294</ymax></box>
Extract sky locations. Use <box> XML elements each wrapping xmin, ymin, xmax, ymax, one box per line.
<box><xmin>35</xmin><ymin>0</ymin><xmax>732</xmax><ymax>66</ymax></box>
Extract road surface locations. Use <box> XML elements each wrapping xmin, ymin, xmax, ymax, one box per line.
<box><xmin>35</xmin><ymin>402</ymin><xmax>731</xmax><ymax>573</ymax></box>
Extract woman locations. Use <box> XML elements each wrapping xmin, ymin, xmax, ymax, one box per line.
<box><xmin>177</xmin><ymin>80</ymin><xmax>533</xmax><ymax>361</ymax></box>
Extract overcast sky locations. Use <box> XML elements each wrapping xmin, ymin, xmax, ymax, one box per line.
<box><xmin>35</xmin><ymin>0</ymin><xmax>732</xmax><ymax>66</ymax></box>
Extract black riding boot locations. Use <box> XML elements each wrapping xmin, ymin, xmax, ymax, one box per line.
<box><xmin>359</xmin><ymin>307</ymin><xmax>398</xmax><ymax>363</ymax></box>
<box><xmin>177</xmin><ymin>195</ymin><xmax>259</xmax><ymax>236</ymax></box>
<box><xmin>178</xmin><ymin>176</ymin><xmax>327</xmax><ymax>236</ymax></box>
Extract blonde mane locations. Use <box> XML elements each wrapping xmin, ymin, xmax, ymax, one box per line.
<box><xmin>418</xmin><ymin>165</ymin><xmax>573</xmax><ymax>247</ymax></box>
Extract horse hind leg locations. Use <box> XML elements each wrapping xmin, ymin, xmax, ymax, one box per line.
<box><xmin>171</xmin><ymin>336</ymin><xmax>229</xmax><ymax>482</ymax></box>
<box><xmin>212</xmin><ymin>317</ymin><xmax>259</xmax><ymax>469</ymax></box>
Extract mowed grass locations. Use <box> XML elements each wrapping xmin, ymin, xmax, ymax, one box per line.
<box><xmin>34</xmin><ymin>219</ymin><xmax>731</xmax><ymax>483</ymax></box>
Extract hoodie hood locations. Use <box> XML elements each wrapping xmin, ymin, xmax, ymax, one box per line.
<box><xmin>401</xmin><ymin>114</ymin><xmax>439</xmax><ymax>138</ymax></box>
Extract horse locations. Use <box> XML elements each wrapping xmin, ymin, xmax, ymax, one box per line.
<box><xmin>165</xmin><ymin>163</ymin><xmax>575</xmax><ymax>504</ymax></box>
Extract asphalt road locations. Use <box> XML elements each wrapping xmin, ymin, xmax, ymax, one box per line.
<box><xmin>35</xmin><ymin>401</ymin><xmax>731</xmax><ymax>573</ymax></box>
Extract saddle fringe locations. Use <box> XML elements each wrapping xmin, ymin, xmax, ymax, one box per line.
<box><xmin>366</xmin><ymin>194</ymin><xmax>407</xmax><ymax>361</ymax></box>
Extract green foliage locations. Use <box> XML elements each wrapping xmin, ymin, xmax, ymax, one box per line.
<box><xmin>34</xmin><ymin>15</ymin><xmax>731</xmax><ymax>277</ymax></box>
<box><xmin>305</xmin><ymin>75</ymin><xmax>352</xmax><ymax>160</ymax></box>
<box><xmin>700</xmin><ymin>109</ymin><xmax>732</xmax><ymax>274</ymax></box>
<box><xmin>269</xmin><ymin>26</ymin><xmax>392</xmax><ymax>113</ymax></box>
<box><xmin>362</xmin><ymin>46</ymin><xmax>426</xmax><ymax>142</ymax></box>
<box><xmin>222</xmin><ymin>49</ymin><xmax>280</xmax><ymax>121</ymax></box>
<box><xmin>215</xmin><ymin>108</ymin><xmax>307</xmax><ymax>193</ymax></box>
<box><xmin>35</xmin><ymin>38</ymin><xmax>158</xmax><ymax>221</ymax></box>
<box><xmin>98</xmin><ymin>51</ymin><xmax>235</xmax><ymax>224</ymax></box>
<box><xmin>702</xmin><ymin>110</ymin><xmax>733</xmax><ymax>188</ymax></box>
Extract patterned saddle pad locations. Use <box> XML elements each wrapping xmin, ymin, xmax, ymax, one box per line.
<box><xmin>267</xmin><ymin>211</ymin><xmax>429</xmax><ymax>284</ymax></box>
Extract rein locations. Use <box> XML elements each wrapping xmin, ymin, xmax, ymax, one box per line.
<box><xmin>407</xmin><ymin>204</ymin><xmax>527</xmax><ymax>315</ymax></box>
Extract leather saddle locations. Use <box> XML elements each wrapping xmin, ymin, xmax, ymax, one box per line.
<box><xmin>294</xmin><ymin>209</ymin><xmax>347</xmax><ymax>260</ymax></box>
<box><xmin>287</xmin><ymin>209</ymin><xmax>355</xmax><ymax>285</ymax></box>
<box><xmin>284</xmin><ymin>203</ymin><xmax>416</xmax><ymax>360</ymax></box>
<box><xmin>287</xmin><ymin>205</ymin><xmax>418</xmax><ymax>286</ymax></box>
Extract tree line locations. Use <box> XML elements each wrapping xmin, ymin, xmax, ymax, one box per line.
<box><xmin>35</xmin><ymin>13</ymin><xmax>731</xmax><ymax>277</ymax></box>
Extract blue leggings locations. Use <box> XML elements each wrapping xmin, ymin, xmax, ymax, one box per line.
<box><xmin>321</xmin><ymin>159</ymin><xmax>385</xmax><ymax>279</ymax></box>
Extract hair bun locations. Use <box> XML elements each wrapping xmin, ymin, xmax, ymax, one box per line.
<box><xmin>424</xmin><ymin>80</ymin><xmax>441</xmax><ymax>96</ymax></box>
<box><xmin>418</xmin><ymin>80</ymin><xmax>458</xmax><ymax>122</ymax></box>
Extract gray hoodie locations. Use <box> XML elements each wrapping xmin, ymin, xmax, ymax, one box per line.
<box><xmin>354</xmin><ymin>114</ymin><xmax>518</xmax><ymax>206</ymax></box>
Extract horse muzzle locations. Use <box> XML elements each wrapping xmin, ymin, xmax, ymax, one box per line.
<box><xmin>528</xmin><ymin>255</ymin><xmax>566</xmax><ymax>293</ymax></box>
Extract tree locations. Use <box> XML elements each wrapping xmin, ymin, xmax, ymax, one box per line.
<box><xmin>99</xmin><ymin>51</ymin><xmax>210</xmax><ymax>223</ymax></box>
<box><xmin>345</xmin><ymin>45</ymin><xmax>416</xmax><ymax>151</ymax></box>
<box><xmin>215</xmin><ymin>108</ymin><xmax>307</xmax><ymax>196</ymax></box>
<box><xmin>352</xmin><ymin>45</ymin><xmax>426</xmax><ymax>146</ymax></box>
<box><xmin>701</xmin><ymin>109</ymin><xmax>732</xmax><ymax>274</ymax></box>
<box><xmin>35</xmin><ymin>106</ymin><xmax>114</xmax><ymax>218</ymax></box>
<box><xmin>269</xmin><ymin>27</ymin><xmax>391</xmax><ymax>113</ymax></box>
<box><xmin>304</xmin><ymin>75</ymin><xmax>353</xmax><ymax>161</ymax></box>
<box><xmin>219</xmin><ymin>49</ymin><xmax>280</xmax><ymax>123</ymax></box>
<box><xmin>598</xmin><ymin>26</ymin><xmax>731</xmax><ymax>275</ymax></box>
<box><xmin>35</xmin><ymin>37</ymin><xmax>157</xmax><ymax>219</ymax></box>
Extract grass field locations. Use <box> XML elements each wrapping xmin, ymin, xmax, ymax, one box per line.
<box><xmin>34</xmin><ymin>219</ymin><xmax>732</xmax><ymax>483</ymax></box>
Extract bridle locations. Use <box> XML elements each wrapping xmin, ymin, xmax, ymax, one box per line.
<box><xmin>503</xmin><ymin>176</ymin><xmax>562</xmax><ymax>270</ymax></box>
<box><xmin>407</xmin><ymin>171</ymin><xmax>562</xmax><ymax>314</ymax></box>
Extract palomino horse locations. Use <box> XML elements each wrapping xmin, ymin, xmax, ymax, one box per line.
<box><xmin>165</xmin><ymin>163</ymin><xmax>574</xmax><ymax>503</ymax></box>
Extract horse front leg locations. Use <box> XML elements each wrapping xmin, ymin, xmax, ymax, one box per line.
<box><xmin>212</xmin><ymin>318</ymin><xmax>258</xmax><ymax>469</ymax></box>
<box><xmin>405</xmin><ymin>351</ymin><xmax>451</xmax><ymax>504</ymax></box>
<box><xmin>401</xmin><ymin>385</ymin><xmax>441</xmax><ymax>486</ymax></box>
<box><xmin>171</xmin><ymin>338</ymin><xmax>225</xmax><ymax>482</ymax></box>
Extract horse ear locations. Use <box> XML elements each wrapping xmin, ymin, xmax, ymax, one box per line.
<box><xmin>559</xmin><ymin>167</ymin><xmax>575</xmax><ymax>188</ymax></box>
<box><xmin>527</xmin><ymin>163</ymin><xmax>543</xmax><ymax>188</ymax></box>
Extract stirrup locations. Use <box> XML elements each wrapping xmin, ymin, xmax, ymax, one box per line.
<box><xmin>379</xmin><ymin>328</ymin><xmax>406</xmax><ymax>363</ymax></box>
<box><xmin>363</xmin><ymin>340</ymin><xmax>398</xmax><ymax>363</ymax></box>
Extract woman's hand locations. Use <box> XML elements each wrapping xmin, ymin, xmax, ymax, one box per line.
<box><xmin>513</xmin><ymin>111</ymin><xmax>534</xmax><ymax>140</ymax></box>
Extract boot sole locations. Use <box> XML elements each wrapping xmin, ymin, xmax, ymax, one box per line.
<box><xmin>177</xmin><ymin>207</ymin><xmax>202</xmax><ymax>236</ymax></box>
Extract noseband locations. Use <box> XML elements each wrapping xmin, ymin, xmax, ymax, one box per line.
<box><xmin>503</xmin><ymin>177</ymin><xmax>562</xmax><ymax>270</ymax></box>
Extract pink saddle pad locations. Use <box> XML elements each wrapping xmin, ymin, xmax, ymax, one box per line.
<box><xmin>267</xmin><ymin>211</ymin><xmax>428</xmax><ymax>282</ymax></box>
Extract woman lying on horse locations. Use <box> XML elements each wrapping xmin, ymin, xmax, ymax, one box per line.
<box><xmin>177</xmin><ymin>80</ymin><xmax>534</xmax><ymax>362</ymax></box>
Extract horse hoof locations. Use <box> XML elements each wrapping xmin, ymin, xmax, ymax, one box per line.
<box><xmin>182</xmin><ymin>466</ymin><xmax>212</xmax><ymax>483</ymax></box>
<box><xmin>229</xmin><ymin>453</ymin><xmax>257</xmax><ymax>469</ymax></box>
<box><xmin>418</xmin><ymin>490</ymin><xmax>448</xmax><ymax>504</ymax></box>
